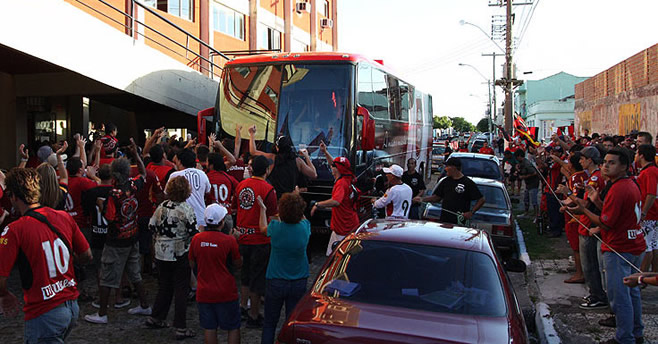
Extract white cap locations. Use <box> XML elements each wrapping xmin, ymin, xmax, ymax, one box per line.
<box><xmin>204</xmin><ymin>204</ymin><xmax>228</xmax><ymax>226</ymax></box>
<box><xmin>382</xmin><ymin>164</ymin><xmax>403</xmax><ymax>178</ymax></box>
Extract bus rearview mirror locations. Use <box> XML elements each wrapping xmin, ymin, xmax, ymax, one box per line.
<box><xmin>357</xmin><ymin>106</ymin><xmax>375</xmax><ymax>151</ymax></box>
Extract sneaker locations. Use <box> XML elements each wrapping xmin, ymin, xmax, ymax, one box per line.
<box><xmin>579</xmin><ymin>299</ymin><xmax>608</xmax><ymax>310</ymax></box>
<box><xmin>598</xmin><ymin>315</ymin><xmax>616</xmax><ymax>328</ymax></box>
<box><xmin>91</xmin><ymin>301</ymin><xmax>100</xmax><ymax>309</ymax></box>
<box><xmin>128</xmin><ymin>305</ymin><xmax>152</xmax><ymax>316</ymax></box>
<box><xmin>246</xmin><ymin>314</ymin><xmax>263</xmax><ymax>329</ymax></box>
<box><xmin>114</xmin><ymin>299</ymin><xmax>131</xmax><ymax>309</ymax></box>
<box><xmin>582</xmin><ymin>295</ymin><xmax>593</xmax><ymax>302</ymax></box>
<box><xmin>84</xmin><ymin>313</ymin><xmax>108</xmax><ymax>324</ymax></box>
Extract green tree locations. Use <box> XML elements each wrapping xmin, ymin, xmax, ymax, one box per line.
<box><xmin>450</xmin><ymin>117</ymin><xmax>475</xmax><ymax>133</ymax></box>
<box><xmin>433</xmin><ymin>116</ymin><xmax>452</xmax><ymax>129</ymax></box>
<box><xmin>476</xmin><ymin>117</ymin><xmax>491</xmax><ymax>132</ymax></box>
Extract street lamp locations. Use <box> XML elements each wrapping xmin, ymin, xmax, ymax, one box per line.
<box><xmin>459</xmin><ymin>63</ymin><xmax>493</xmax><ymax>143</ymax></box>
<box><xmin>459</xmin><ymin>20</ymin><xmax>505</xmax><ymax>54</ymax></box>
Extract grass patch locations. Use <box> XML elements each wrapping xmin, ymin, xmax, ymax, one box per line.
<box><xmin>513</xmin><ymin>206</ymin><xmax>571</xmax><ymax>260</ymax></box>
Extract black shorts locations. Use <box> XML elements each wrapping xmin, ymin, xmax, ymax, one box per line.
<box><xmin>239</xmin><ymin>244</ymin><xmax>270</xmax><ymax>295</ymax></box>
<box><xmin>137</xmin><ymin>217</ymin><xmax>152</xmax><ymax>255</ymax></box>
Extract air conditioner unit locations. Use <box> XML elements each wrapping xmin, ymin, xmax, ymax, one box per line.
<box><xmin>320</xmin><ymin>18</ymin><xmax>333</xmax><ymax>29</ymax></box>
<box><xmin>296</xmin><ymin>2</ymin><xmax>309</xmax><ymax>13</ymax></box>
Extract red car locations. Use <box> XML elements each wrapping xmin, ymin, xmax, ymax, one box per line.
<box><xmin>277</xmin><ymin>220</ymin><xmax>528</xmax><ymax>344</ymax></box>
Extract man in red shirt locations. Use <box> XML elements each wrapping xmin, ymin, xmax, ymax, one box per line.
<box><xmin>571</xmin><ymin>148</ymin><xmax>645</xmax><ymax>344</ymax></box>
<box><xmin>234</xmin><ymin>155</ymin><xmax>278</xmax><ymax>328</ymax></box>
<box><xmin>65</xmin><ymin>157</ymin><xmax>98</xmax><ymax>230</ymax></box>
<box><xmin>131</xmin><ymin>163</ymin><xmax>164</xmax><ymax>273</ymax></box>
<box><xmin>0</xmin><ymin>168</ymin><xmax>92</xmax><ymax>343</ymax></box>
<box><xmin>563</xmin><ymin>146</ymin><xmax>608</xmax><ymax>310</ymax></box>
<box><xmin>206</xmin><ymin>153</ymin><xmax>239</xmax><ymax>231</ymax></box>
<box><xmin>190</xmin><ymin>204</ymin><xmax>242</xmax><ymax>344</ymax></box>
<box><xmin>147</xmin><ymin>144</ymin><xmax>175</xmax><ymax>184</ymax></box>
<box><xmin>478</xmin><ymin>141</ymin><xmax>495</xmax><ymax>155</ymax></box>
<box><xmin>312</xmin><ymin>142</ymin><xmax>360</xmax><ymax>256</ymax></box>
<box><xmin>635</xmin><ymin>144</ymin><xmax>658</xmax><ymax>272</ymax></box>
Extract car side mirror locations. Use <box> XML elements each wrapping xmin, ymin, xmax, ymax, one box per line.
<box><xmin>504</xmin><ymin>258</ymin><xmax>526</xmax><ymax>273</ymax></box>
<box><xmin>357</xmin><ymin>106</ymin><xmax>375</xmax><ymax>151</ymax></box>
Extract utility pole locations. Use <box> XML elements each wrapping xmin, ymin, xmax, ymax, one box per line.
<box><xmin>490</xmin><ymin>0</ymin><xmax>530</xmax><ymax>137</ymax></box>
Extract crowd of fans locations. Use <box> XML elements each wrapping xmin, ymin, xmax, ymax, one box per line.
<box><xmin>0</xmin><ymin>121</ymin><xmax>423</xmax><ymax>344</ymax></box>
<box><xmin>502</xmin><ymin>129</ymin><xmax>658</xmax><ymax>344</ymax></box>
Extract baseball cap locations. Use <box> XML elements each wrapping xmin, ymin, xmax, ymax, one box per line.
<box><xmin>580</xmin><ymin>146</ymin><xmax>601</xmax><ymax>162</ymax></box>
<box><xmin>445</xmin><ymin>157</ymin><xmax>462</xmax><ymax>169</ymax></box>
<box><xmin>382</xmin><ymin>164</ymin><xmax>403</xmax><ymax>178</ymax></box>
<box><xmin>37</xmin><ymin>146</ymin><xmax>53</xmax><ymax>162</ymax></box>
<box><xmin>204</xmin><ymin>204</ymin><xmax>228</xmax><ymax>226</ymax></box>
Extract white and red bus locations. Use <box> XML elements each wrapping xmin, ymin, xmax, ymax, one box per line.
<box><xmin>198</xmin><ymin>52</ymin><xmax>433</xmax><ymax>205</ymax></box>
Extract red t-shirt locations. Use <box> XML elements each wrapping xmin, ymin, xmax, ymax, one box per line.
<box><xmin>130</xmin><ymin>167</ymin><xmax>162</xmax><ymax>218</ymax></box>
<box><xmin>98</xmin><ymin>157</ymin><xmax>115</xmax><ymax>167</ymax></box>
<box><xmin>0</xmin><ymin>207</ymin><xmax>89</xmax><ymax>320</ymax></box>
<box><xmin>637</xmin><ymin>164</ymin><xmax>658</xmax><ymax>220</ymax></box>
<box><xmin>330</xmin><ymin>177</ymin><xmax>360</xmax><ymax>236</ymax></box>
<box><xmin>578</xmin><ymin>170</ymin><xmax>606</xmax><ymax>236</ymax></box>
<box><xmin>479</xmin><ymin>147</ymin><xmax>495</xmax><ymax>155</ymax></box>
<box><xmin>189</xmin><ymin>231</ymin><xmax>240</xmax><ymax>303</ymax></box>
<box><xmin>600</xmin><ymin>177</ymin><xmax>645</xmax><ymax>255</ymax></box>
<box><xmin>206</xmin><ymin>170</ymin><xmax>239</xmax><ymax>214</ymax></box>
<box><xmin>65</xmin><ymin>176</ymin><xmax>97</xmax><ymax>228</ymax></box>
<box><xmin>545</xmin><ymin>160</ymin><xmax>563</xmax><ymax>193</ymax></box>
<box><xmin>236</xmin><ymin>177</ymin><xmax>278</xmax><ymax>245</ymax></box>
<box><xmin>146</xmin><ymin>162</ymin><xmax>174</xmax><ymax>185</ymax></box>
<box><xmin>105</xmin><ymin>176</ymin><xmax>145</xmax><ymax>247</ymax></box>
<box><xmin>227</xmin><ymin>159</ymin><xmax>246</xmax><ymax>182</ymax></box>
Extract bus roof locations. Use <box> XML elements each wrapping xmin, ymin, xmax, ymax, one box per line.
<box><xmin>227</xmin><ymin>51</ymin><xmax>370</xmax><ymax>65</ymax></box>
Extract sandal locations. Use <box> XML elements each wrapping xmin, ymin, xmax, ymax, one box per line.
<box><xmin>145</xmin><ymin>316</ymin><xmax>169</xmax><ymax>329</ymax></box>
<box><xmin>564</xmin><ymin>276</ymin><xmax>585</xmax><ymax>284</ymax></box>
<box><xmin>175</xmin><ymin>328</ymin><xmax>196</xmax><ymax>340</ymax></box>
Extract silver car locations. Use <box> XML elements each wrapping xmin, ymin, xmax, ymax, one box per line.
<box><xmin>423</xmin><ymin>177</ymin><xmax>518</xmax><ymax>257</ymax></box>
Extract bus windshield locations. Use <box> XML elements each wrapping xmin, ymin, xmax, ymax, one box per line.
<box><xmin>219</xmin><ymin>63</ymin><xmax>351</xmax><ymax>166</ymax></box>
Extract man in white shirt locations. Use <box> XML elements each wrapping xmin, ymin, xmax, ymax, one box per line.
<box><xmin>167</xmin><ymin>149</ymin><xmax>211</xmax><ymax>229</ymax></box>
<box><xmin>373</xmin><ymin>164</ymin><xmax>413</xmax><ymax>220</ymax></box>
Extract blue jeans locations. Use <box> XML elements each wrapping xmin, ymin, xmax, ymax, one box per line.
<box><xmin>524</xmin><ymin>187</ymin><xmax>538</xmax><ymax>210</ymax></box>
<box><xmin>24</xmin><ymin>300</ymin><xmax>79</xmax><ymax>344</ymax></box>
<box><xmin>603</xmin><ymin>251</ymin><xmax>644</xmax><ymax>344</ymax></box>
<box><xmin>261</xmin><ymin>278</ymin><xmax>307</xmax><ymax>344</ymax></box>
<box><xmin>579</xmin><ymin>235</ymin><xmax>607</xmax><ymax>302</ymax></box>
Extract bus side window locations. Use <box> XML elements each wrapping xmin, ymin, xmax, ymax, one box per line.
<box><xmin>371</xmin><ymin>68</ymin><xmax>389</xmax><ymax>120</ymax></box>
<box><xmin>387</xmin><ymin>75</ymin><xmax>401</xmax><ymax>121</ymax></box>
<box><xmin>399</xmin><ymin>81</ymin><xmax>410</xmax><ymax>122</ymax></box>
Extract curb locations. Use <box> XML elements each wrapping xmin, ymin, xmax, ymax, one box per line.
<box><xmin>535</xmin><ymin>302</ymin><xmax>560</xmax><ymax>344</ymax></box>
<box><xmin>514</xmin><ymin>220</ymin><xmax>531</xmax><ymax>266</ymax></box>
<box><xmin>515</xmin><ymin>220</ymin><xmax>560</xmax><ymax>344</ymax></box>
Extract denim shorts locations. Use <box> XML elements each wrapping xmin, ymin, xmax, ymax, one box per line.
<box><xmin>24</xmin><ymin>300</ymin><xmax>79</xmax><ymax>344</ymax></box>
<box><xmin>198</xmin><ymin>300</ymin><xmax>241</xmax><ymax>330</ymax></box>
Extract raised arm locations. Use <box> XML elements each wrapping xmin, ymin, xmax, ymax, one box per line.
<box><xmin>90</xmin><ymin>139</ymin><xmax>102</xmax><ymax>168</ymax></box>
<box><xmin>319</xmin><ymin>141</ymin><xmax>333</xmax><ymax>163</ymax></box>
<box><xmin>234</xmin><ymin>124</ymin><xmax>242</xmax><ymax>159</ymax></box>
<box><xmin>56</xmin><ymin>142</ymin><xmax>69</xmax><ymax>185</ymax></box>
<box><xmin>210</xmin><ymin>133</ymin><xmax>236</xmax><ymax>166</ymax></box>
<box><xmin>248</xmin><ymin>125</ymin><xmax>268</xmax><ymax>157</ymax></box>
<box><xmin>129</xmin><ymin>138</ymin><xmax>146</xmax><ymax>178</ymax></box>
<box><xmin>143</xmin><ymin>127</ymin><xmax>165</xmax><ymax>158</ymax></box>
<box><xmin>18</xmin><ymin>144</ymin><xmax>29</xmax><ymax>168</ymax></box>
<box><xmin>76</xmin><ymin>136</ymin><xmax>88</xmax><ymax>167</ymax></box>
<box><xmin>297</xmin><ymin>148</ymin><xmax>317</xmax><ymax>179</ymax></box>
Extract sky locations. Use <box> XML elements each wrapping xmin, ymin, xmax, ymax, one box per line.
<box><xmin>337</xmin><ymin>0</ymin><xmax>658</xmax><ymax>126</ymax></box>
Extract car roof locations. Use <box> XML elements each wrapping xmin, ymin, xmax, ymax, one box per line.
<box><xmin>448</xmin><ymin>152</ymin><xmax>501</xmax><ymax>163</ymax></box>
<box><xmin>353</xmin><ymin>219</ymin><xmax>492</xmax><ymax>254</ymax></box>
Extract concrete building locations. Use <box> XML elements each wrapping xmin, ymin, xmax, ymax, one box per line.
<box><xmin>515</xmin><ymin>72</ymin><xmax>588</xmax><ymax>142</ymax></box>
<box><xmin>574</xmin><ymin>44</ymin><xmax>658</xmax><ymax>136</ymax></box>
<box><xmin>0</xmin><ymin>0</ymin><xmax>338</xmax><ymax>168</ymax></box>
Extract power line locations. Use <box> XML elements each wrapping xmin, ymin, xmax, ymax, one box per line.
<box><xmin>516</xmin><ymin>0</ymin><xmax>540</xmax><ymax>49</ymax></box>
<box><xmin>405</xmin><ymin>40</ymin><xmax>494</xmax><ymax>75</ymax></box>
<box><xmin>403</xmin><ymin>38</ymin><xmax>492</xmax><ymax>74</ymax></box>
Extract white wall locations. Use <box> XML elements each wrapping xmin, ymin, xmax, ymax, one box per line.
<box><xmin>0</xmin><ymin>0</ymin><xmax>218</xmax><ymax>116</ymax></box>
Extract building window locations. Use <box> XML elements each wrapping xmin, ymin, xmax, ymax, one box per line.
<box><xmin>258</xmin><ymin>24</ymin><xmax>281</xmax><ymax>50</ymax></box>
<box><xmin>144</xmin><ymin>0</ymin><xmax>193</xmax><ymax>21</ymax></box>
<box><xmin>322</xmin><ymin>0</ymin><xmax>330</xmax><ymax>17</ymax></box>
<box><xmin>213</xmin><ymin>3</ymin><xmax>245</xmax><ymax>40</ymax></box>
<box><xmin>292</xmin><ymin>39</ymin><xmax>309</xmax><ymax>52</ymax></box>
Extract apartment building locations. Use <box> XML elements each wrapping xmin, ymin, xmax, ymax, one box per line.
<box><xmin>0</xmin><ymin>0</ymin><xmax>338</xmax><ymax>167</ymax></box>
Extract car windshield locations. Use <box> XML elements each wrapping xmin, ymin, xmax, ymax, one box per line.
<box><xmin>432</xmin><ymin>146</ymin><xmax>445</xmax><ymax>155</ymax></box>
<box><xmin>317</xmin><ymin>240</ymin><xmax>507</xmax><ymax>317</ymax></box>
<box><xmin>460</xmin><ymin>157</ymin><xmax>501</xmax><ymax>180</ymax></box>
<box><xmin>474</xmin><ymin>185</ymin><xmax>508</xmax><ymax>210</ymax></box>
